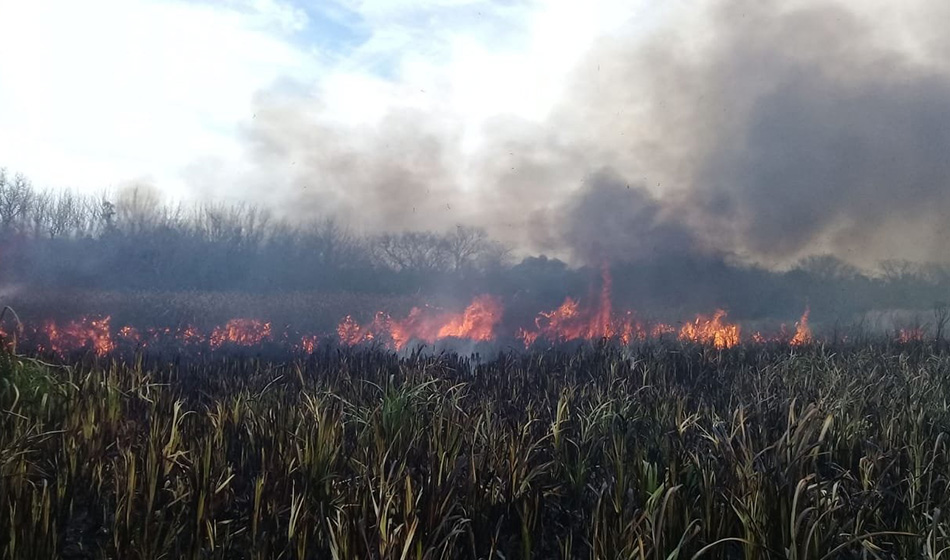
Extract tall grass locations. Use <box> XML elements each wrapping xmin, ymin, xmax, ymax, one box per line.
<box><xmin>1</xmin><ymin>341</ymin><xmax>949</xmax><ymax>558</ymax></box>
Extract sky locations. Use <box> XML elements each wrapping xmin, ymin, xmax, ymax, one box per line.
<box><xmin>2</xmin><ymin>0</ymin><xmax>950</xmax><ymax>269</ymax></box>
<box><xmin>0</xmin><ymin>0</ymin><xmax>645</xmax><ymax>200</ymax></box>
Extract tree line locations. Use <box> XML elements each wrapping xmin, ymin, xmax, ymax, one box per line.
<box><xmin>0</xmin><ymin>170</ymin><xmax>511</xmax><ymax>294</ymax></box>
<box><xmin>1</xmin><ymin>168</ymin><xmax>949</xmax><ymax>326</ymax></box>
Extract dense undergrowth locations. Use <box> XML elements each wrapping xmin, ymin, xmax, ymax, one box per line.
<box><xmin>2</xmin><ymin>342</ymin><xmax>950</xmax><ymax>559</ymax></box>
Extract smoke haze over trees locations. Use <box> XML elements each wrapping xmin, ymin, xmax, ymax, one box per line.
<box><xmin>2</xmin><ymin>168</ymin><xmax>950</xmax><ymax>333</ymax></box>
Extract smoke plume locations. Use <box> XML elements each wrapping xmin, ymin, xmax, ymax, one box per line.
<box><xmin>237</xmin><ymin>0</ymin><xmax>950</xmax><ymax>269</ymax></box>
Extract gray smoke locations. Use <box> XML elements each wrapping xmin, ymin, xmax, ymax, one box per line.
<box><xmin>641</xmin><ymin>0</ymin><xmax>950</xmax><ymax>267</ymax></box>
<box><xmin>234</xmin><ymin>0</ymin><xmax>950</xmax><ymax>269</ymax></box>
<box><xmin>536</xmin><ymin>170</ymin><xmax>700</xmax><ymax>263</ymax></box>
<box><xmin>243</xmin><ymin>93</ymin><xmax>466</xmax><ymax>232</ymax></box>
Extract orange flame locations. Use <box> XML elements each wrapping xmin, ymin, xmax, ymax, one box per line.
<box><xmin>337</xmin><ymin>295</ymin><xmax>502</xmax><ymax>350</ymax></box>
<box><xmin>678</xmin><ymin>310</ymin><xmax>740</xmax><ymax>349</ymax></box>
<box><xmin>336</xmin><ymin>315</ymin><xmax>365</xmax><ymax>345</ymax></box>
<box><xmin>44</xmin><ymin>316</ymin><xmax>115</xmax><ymax>356</ymax></box>
<box><xmin>298</xmin><ymin>334</ymin><xmax>320</xmax><ymax>354</ymax></box>
<box><xmin>790</xmin><ymin>307</ymin><xmax>812</xmax><ymax>346</ymax></box>
<box><xmin>178</xmin><ymin>325</ymin><xmax>204</xmax><ymax>345</ymax></box>
<box><xmin>388</xmin><ymin>306</ymin><xmax>447</xmax><ymax>349</ymax></box>
<box><xmin>209</xmin><ymin>319</ymin><xmax>271</xmax><ymax>349</ymax></box>
<box><xmin>19</xmin><ymin>275</ymin><xmax>834</xmax><ymax>356</ymax></box>
<box><xmin>518</xmin><ymin>267</ymin><xmax>639</xmax><ymax>346</ymax></box>
<box><xmin>118</xmin><ymin>325</ymin><xmax>141</xmax><ymax>344</ymax></box>
<box><xmin>436</xmin><ymin>295</ymin><xmax>502</xmax><ymax>342</ymax></box>
<box><xmin>336</xmin><ymin>312</ymin><xmax>389</xmax><ymax>346</ymax></box>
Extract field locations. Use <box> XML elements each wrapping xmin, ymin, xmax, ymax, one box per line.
<box><xmin>2</xmin><ymin>341</ymin><xmax>950</xmax><ymax>559</ymax></box>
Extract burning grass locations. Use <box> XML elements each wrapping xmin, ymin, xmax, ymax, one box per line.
<box><xmin>2</xmin><ymin>340</ymin><xmax>949</xmax><ymax>558</ymax></box>
<box><xmin>5</xmin><ymin>270</ymin><xmax>821</xmax><ymax>357</ymax></box>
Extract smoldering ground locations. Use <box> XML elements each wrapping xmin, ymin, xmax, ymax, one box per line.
<box><xmin>237</xmin><ymin>0</ymin><xmax>950</xmax><ymax>270</ymax></box>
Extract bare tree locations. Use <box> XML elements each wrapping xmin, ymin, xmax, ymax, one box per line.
<box><xmin>446</xmin><ymin>225</ymin><xmax>487</xmax><ymax>271</ymax></box>
<box><xmin>87</xmin><ymin>197</ymin><xmax>115</xmax><ymax>237</ymax></box>
<box><xmin>28</xmin><ymin>190</ymin><xmax>52</xmax><ymax>238</ymax></box>
<box><xmin>47</xmin><ymin>191</ymin><xmax>85</xmax><ymax>239</ymax></box>
<box><xmin>195</xmin><ymin>203</ymin><xmax>270</xmax><ymax>249</ymax></box>
<box><xmin>302</xmin><ymin>218</ymin><xmax>366</xmax><ymax>269</ymax></box>
<box><xmin>115</xmin><ymin>183</ymin><xmax>163</xmax><ymax>235</ymax></box>
<box><xmin>473</xmin><ymin>239</ymin><xmax>512</xmax><ymax>271</ymax></box>
<box><xmin>797</xmin><ymin>254</ymin><xmax>860</xmax><ymax>280</ymax></box>
<box><xmin>374</xmin><ymin>231</ymin><xmax>451</xmax><ymax>273</ymax></box>
<box><xmin>0</xmin><ymin>171</ymin><xmax>35</xmax><ymax>233</ymax></box>
<box><xmin>880</xmin><ymin>259</ymin><xmax>919</xmax><ymax>284</ymax></box>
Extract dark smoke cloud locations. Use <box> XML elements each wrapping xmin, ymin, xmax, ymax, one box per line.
<box><xmin>534</xmin><ymin>170</ymin><xmax>699</xmax><ymax>263</ymax></box>
<box><xmin>650</xmin><ymin>0</ymin><xmax>950</xmax><ymax>266</ymax></box>
<box><xmin>235</xmin><ymin>0</ymin><xmax>950</xmax><ymax>269</ymax></box>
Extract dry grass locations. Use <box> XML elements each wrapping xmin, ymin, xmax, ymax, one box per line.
<box><xmin>1</xmin><ymin>341</ymin><xmax>949</xmax><ymax>558</ymax></box>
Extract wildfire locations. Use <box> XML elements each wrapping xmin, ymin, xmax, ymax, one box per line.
<box><xmin>435</xmin><ymin>295</ymin><xmax>502</xmax><ymax>342</ymax></box>
<box><xmin>522</xmin><ymin>297</ymin><xmax>580</xmax><ymax>344</ymax></box>
<box><xmin>298</xmin><ymin>334</ymin><xmax>320</xmax><ymax>354</ymax></box>
<box><xmin>12</xmin><ymin>277</ymin><xmax>848</xmax><ymax>357</ymax></box>
<box><xmin>118</xmin><ymin>325</ymin><xmax>141</xmax><ymax>344</ymax></box>
<box><xmin>389</xmin><ymin>306</ymin><xmax>447</xmax><ymax>349</ymax></box>
<box><xmin>43</xmin><ymin>316</ymin><xmax>115</xmax><ymax>356</ymax></box>
<box><xmin>337</xmin><ymin>295</ymin><xmax>503</xmax><ymax>350</ymax></box>
<box><xmin>898</xmin><ymin>327</ymin><xmax>925</xmax><ymax>343</ymax></box>
<box><xmin>336</xmin><ymin>312</ymin><xmax>388</xmax><ymax>346</ymax></box>
<box><xmin>179</xmin><ymin>325</ymin><xmax>204</xmax><ymax>345</ymax></box>
<box><xmin>517</xmin><ymin>267</ymin><xmax>646</xmax><ymax>346</ymax></box>
<box><xmin>790</xmin><ymin>308</ymin><xmax>812</xmax><ymax>346</ymax></box>
<box><xmin>209</xmin><ymin>319</ymin><xmax>272</xmax><ymax>349</ymax></box>
<box><xmin>678</xmin><ymin>309</ymin><xmax>740</xmax><ymax>349</ymax></box>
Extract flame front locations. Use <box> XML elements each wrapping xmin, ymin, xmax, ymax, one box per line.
<box><xmin>338</xmin><ymin>295</ymin><xmax>503</xmax><ymax>350</ymax></box>
<box><xmin>516</xmin><ymin>267</ymin><xmax>657</xmax><ymax>346</ymax></box>
<box><xmin>23</xmin><ymin>279</ymin><xmax>912</xmax><ymax>357</ymax></box>
<box><xmin>43</xmin><ymin>316</ymin><xmax>115</xmax><ymax>356</ymax></box>
<box><xmin>790</xmin><ymin>308</ymin><xmax>812</xmax><ymax>346</ymax></box>
<box><xmin>678</xmin><ymin>309</ymin><xmax>740</xmax><ymax>349</ymax></box>
<box><xmin>436</xmin><ymin>295</ymin><xmax>502</xmax><ymax>342</ymax></box>
<box><xmin>209</xmin><ymin>319</ymin><xmax>271</xmax><ymax>349</ymax></box>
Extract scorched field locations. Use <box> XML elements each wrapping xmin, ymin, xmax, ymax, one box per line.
<box><xmin>2</xmin><ymin>338</ymin><xmax>950</xmax><ymax>559</ymax></box>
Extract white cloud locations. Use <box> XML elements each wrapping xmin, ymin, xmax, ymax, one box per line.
<box><xmin>0</xmin><ymin>0</ymin><xmax>645</xmax><ymax>201</ymax></box>
<box><xmin>0</xmin><ymin>0</ymin><xmax>313</xmax><ymax>198</ymax></box>
<box><xmin>309</xmin><ymin>0</ymin><xmax>643</xmax><ymax>148</ymax></box>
